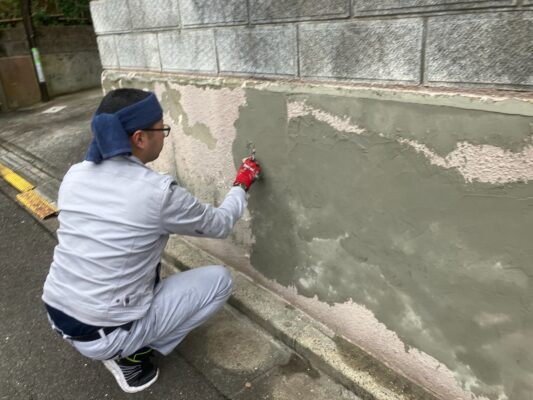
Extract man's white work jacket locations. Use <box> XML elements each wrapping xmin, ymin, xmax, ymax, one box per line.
<box><xmin>42</xmin><ymin>156</ymin><xmax>246</xmax><ymax>326</ymax></box>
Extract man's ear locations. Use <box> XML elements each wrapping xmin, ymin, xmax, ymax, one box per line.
<box><xmin>130</xmin><ymin>130</ymin><xmax>146</xmax><ymax>149</ymax></box>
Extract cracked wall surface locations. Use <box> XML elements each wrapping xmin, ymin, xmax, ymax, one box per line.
<box><xmin>102</xmin><ymin>71</ymin><xmax>533</xmax><ymax>400</ymax></box>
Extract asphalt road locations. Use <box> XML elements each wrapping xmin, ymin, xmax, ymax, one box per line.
<box><xmin>0</xmin><ymin>185</ymin><xmax>226</xmax><ymax>400</ymax></box>
<box><xmin>0</xmin><ymin>89</ymin><xmax>100</xmax><ymax>179</ymax></box>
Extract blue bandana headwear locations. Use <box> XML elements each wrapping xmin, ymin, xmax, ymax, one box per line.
<box><xmin>85</xmin><ymin>92</ymin><xmax>163</xmax><ymax>164</ymax></box>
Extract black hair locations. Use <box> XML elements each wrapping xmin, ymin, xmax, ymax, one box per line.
<box><xmin>95</xmin><ymin>88</ymin><xmax>151</xmax><ymax>115</ymax></box>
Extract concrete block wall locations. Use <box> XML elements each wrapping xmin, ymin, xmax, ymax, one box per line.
<box><xmin>36</xmin><ymin>26</ymin><xmax>103</xmax><ymax>96</ymax></box>
<box><xmin>0</xmin><ymin>26</ymin><xmax>102</xmax><ymax>109</ymax></box>
<box><xmin>91</xmin><ymin>0</ymin><xmax>533</xmax><ymax>90</ymax></box>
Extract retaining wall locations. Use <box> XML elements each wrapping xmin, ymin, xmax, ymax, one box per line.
<box><xmin>92</xmin><ymin>0</ymin><xmax>533</xmax><ymax>90</ymax></box>
<box><xmin>0</xmin><ymin>26</ymin><xmax>102</xmax><ymax>109</ymax></box>
<box><xmin>91</xmin><ymin>1</ymin><xmax>533</xmax><ymax>399</ymax></box>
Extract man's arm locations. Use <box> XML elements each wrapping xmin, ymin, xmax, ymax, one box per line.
<box><xmin>160</xmin><ymin>185</ymin><xmax>246</xmax><ymax>238</ymax></box>
<box><xmin>160</xmin><ymin>157</ymin><xmax>261</xmax><ymax>238</ymax></box>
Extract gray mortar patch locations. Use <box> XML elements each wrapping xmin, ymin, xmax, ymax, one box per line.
<box><xmin>234</xmin><ymin>87</ymin><xmax>533</xmax><ymax>399</ymax></box>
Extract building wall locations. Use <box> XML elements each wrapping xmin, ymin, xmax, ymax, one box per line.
<box><xmin>37</xmin><ymin>26</ymin><xmax>103</xmax><ymax>97</ymax></box>
<box><xmin>0</xmin><ymin>27</ymin><xmax>40</xmax><ymax>109</ymax></box>
<box><xmin>0</xmin><ymin>26</ymin><xmax>102</xmax><ymax>109</ymax></box>
<box><xmin>92</xmin><ymin>1</ymin><xmax>533</xmax><ymax>399</ymax></box>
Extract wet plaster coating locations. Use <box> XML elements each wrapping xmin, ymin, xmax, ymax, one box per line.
<box><xmin>101</xmin><ymin>71</ymin><xmax>533</xmax><ymax>400</ymax></box>
<box><xmin>236</xmin><ymin>89</ymin><xmax>533</xmax><ymax>400</ymax></box>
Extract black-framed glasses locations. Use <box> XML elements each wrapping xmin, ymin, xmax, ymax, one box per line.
<box><xmin>143</xmin><ymin>124</ymin><xmax>171</xmax><ymax>137</ymax></box>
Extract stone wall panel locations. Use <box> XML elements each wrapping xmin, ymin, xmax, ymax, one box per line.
<box><xmin>90</xmin><ymin>0</ymin><xmax>131</xmax><ymax>33</ymax></box>
<box><xmin>299</xmin><ymin>20</ymin><xmax>423</xmax><ymax>83</ymax></box>
<box><xmin>352</xmin><ymin>0</ymin><xmax>515</xmax><ymax>16</ymax></box>
<box><xmin>250</xmin><ymin>0</ymin><xmax>349</xmax><ymax>23</ymax></box>
<box><xmin>216</xmin><ymin>26</ymin><xmax>297</xmax><ymax>76</ymax></box>
<box><xmin>180</xmin><ymin>0</ymin><xmax>248</xmax><ymax>26</ymax></box>
<box><xmin>129</xmin><ymin>0</ymin><xmax>180</xmax><ymax>29</ymax></box>
<box><xmin>96</xmin><ymin>36</ymin><xmax>119</xmax><ymax>68</ymax></box>
<box><xmin>158</xmin><ymin>30</ymin><xmax>217</xmax><ymax>72</ymax></box>
<box><xmin>115</xmin><ymin>33</ymin><xmax>143</xmax><ymax>68</ymax></box>
<box><xmin>142</xmin><ymin>33</ymin><xmax>162</xmax><ymax>71</ymax></box>
<box><xmin>426</xmin><ymin>13</ymin><xmax>533</xmax><ymax>87</ymax></box>
<box><xmin>115</xmin><ymin>33</ymin><xmax>161</xmax><ymax>70</ymax></box>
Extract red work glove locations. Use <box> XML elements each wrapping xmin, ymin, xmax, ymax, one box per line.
<box><xmin>233</xmin><ymin>157</ymin><xmax>261</xmax><ymax>191</ymax></box>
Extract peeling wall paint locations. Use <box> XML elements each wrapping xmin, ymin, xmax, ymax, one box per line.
<box><xmin>102</xmin><ymin>71</ymin><xmax>533</xmax><ymax>400</ymax></box>
<box><xmin>289</xmin><ymin>100</ymin><xmax>533</xmax><ymax>184</ymax></box>
<box><xmin>288</xmin><ymin>101</ymin><xmax>366</xmax><ymax>135</ymax></box>
<box><xmin>398</xmin><ymin>139</ymin><xmax>533</xmax><ymax>184</ymax></box>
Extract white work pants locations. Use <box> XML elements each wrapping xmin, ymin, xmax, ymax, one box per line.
<box><xmin>68</xmin><ymin>265</ymin><xmax>232</xmax><ymax>360</ymax></box>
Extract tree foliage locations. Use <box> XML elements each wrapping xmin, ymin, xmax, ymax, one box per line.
<box><xmin>0</xmin><ymin>0</ymin><xmax>20</xmax><ymax>22</ymax></box>
<box><xmin>0</xmin><ymin>0</ymin><xmax>91</xmax><ymax>27</ymax></box>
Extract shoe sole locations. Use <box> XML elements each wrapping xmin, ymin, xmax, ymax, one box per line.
<box><xmin>102</xmin><ymin>360</ymin><xmax>159</xmax><ymax>393</ymax></box>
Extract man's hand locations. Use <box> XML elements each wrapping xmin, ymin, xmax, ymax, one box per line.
<box><xmin>233</xmin><ymin>157</ymin><xmax>261</xmax><ymax>191</ymax></box>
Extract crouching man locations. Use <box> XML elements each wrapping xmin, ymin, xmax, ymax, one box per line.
<box><xmin>42</xmin><ymin>88</ymin><xmax>261</xmax><ymax>393</ymax></box>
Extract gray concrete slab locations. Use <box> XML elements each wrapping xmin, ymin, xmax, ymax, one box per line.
<box><xmin>250</xmin><ymin>0</ymin><xmax>349</xmax><ymax>23</ymax></box>
<box><xmin>177</xmin><ymin>306</ymin><xmax>293</xmax><ymax>397</ymax></box>
<box><xmin>129</xmin><ymin>0</ymin><xmax>180</xmax><ymax>30</ymax></box>
<box><xmin>97</xmin><ymin>36</ymin><xmax>119</xmax><ymax>69</ymax></box>
<box><xmin>116</xmin><ymin>33</ymin><xmax>145</xmax><ymax>69</ymax></box>
<box><xmin>115</xmin><ymin>32</ymin><xmax>161</xmax><ymax>71</ymax></box>
<box><xmin>299</xmin><ymin>20</ymin><xmax>423</xmax><ymax>83</ymax></box>
<box><xmin>41</xmin><ymin>52</ymin><xmax>102</xmax><ymax>97</ymax></box>
<box><xmin>158</xmin><ymin>29</ymin><xmax>218</xmax><ymax>73</ymax></box>
<box><xmin>115</xmin><ymin>32</ymin><xmax>162</xmax><ymax>70</ymax></box>
<box><xmin>426</xmin><ymin>12</ymin><xmax>533</xmax><ymax>87</ymax></box>
<box><xmin>233</xmin><ymin>356</ymin><xmax>361</xmax><ymax>400</ymax></box>
<box><xmin>216</xmin><ymin>26</ymin><xmax>297</xmax><ymax>76</ymax></box>
<box><xmin>180</xmin><ymin>0</ymin><xmax>248</xmax><ymax>26</ymax></box>
<box><xmin>90</xmin><ymin>0</ymin><xmax>132</xmax><ymax>34</ymax></box>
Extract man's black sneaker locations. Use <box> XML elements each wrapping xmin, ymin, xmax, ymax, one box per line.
<box><xmin>103</xmin><ymin>347</ymin><xmax>159</xmax><ymax>393</ymax></box>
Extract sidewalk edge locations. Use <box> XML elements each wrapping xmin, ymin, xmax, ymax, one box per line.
<box><xmin>162</xmin><ymin>236</ymin><xmax>441</xmax><ymax>400</ymax></box>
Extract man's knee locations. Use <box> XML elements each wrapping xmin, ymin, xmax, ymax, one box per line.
<box><xmin>208</xmin><ymin>265</ymin><xmax>233</xmax><ymax>297</ymax></box>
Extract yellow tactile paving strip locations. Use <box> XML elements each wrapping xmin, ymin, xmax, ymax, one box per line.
<box><xmin>4</xmin><ymin>171</ymin><xmax>35</xmax><ymax>192</ymax></box>
<box><xmin>0</xmin><ymin>163</ymin><xmax>12</xmax><ymax>177</ymax></box>
<box><xmin>16</xmin><ymin>190</ymin><xmax>58</xmax><ymax>219</ymax></box>
<box><xmin>0</xmin><ymin>162</ymin><xmax>58</xmax><ymax>219</ymax></box>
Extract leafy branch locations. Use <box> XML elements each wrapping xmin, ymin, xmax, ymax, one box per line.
<box><xmin>0</xmin><ymin>0</ymin><xmax>91</xmax><ymax>27</ymax></box>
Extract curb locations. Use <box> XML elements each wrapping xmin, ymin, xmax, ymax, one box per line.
<box><xmin>162</xmin><ymin>237</ymin><xmax>440</xmax><ymax>400</ymax></box>
<box><xmin>0</xmin><ymin>142</ymin><xmax>60</xmax><ymax>231</ymax></box>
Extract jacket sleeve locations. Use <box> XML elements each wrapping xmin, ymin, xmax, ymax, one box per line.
<box><xmin>160</xmin><ymin>183</ymin><xmax>247</xmax><ymax>238</ymax></box>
